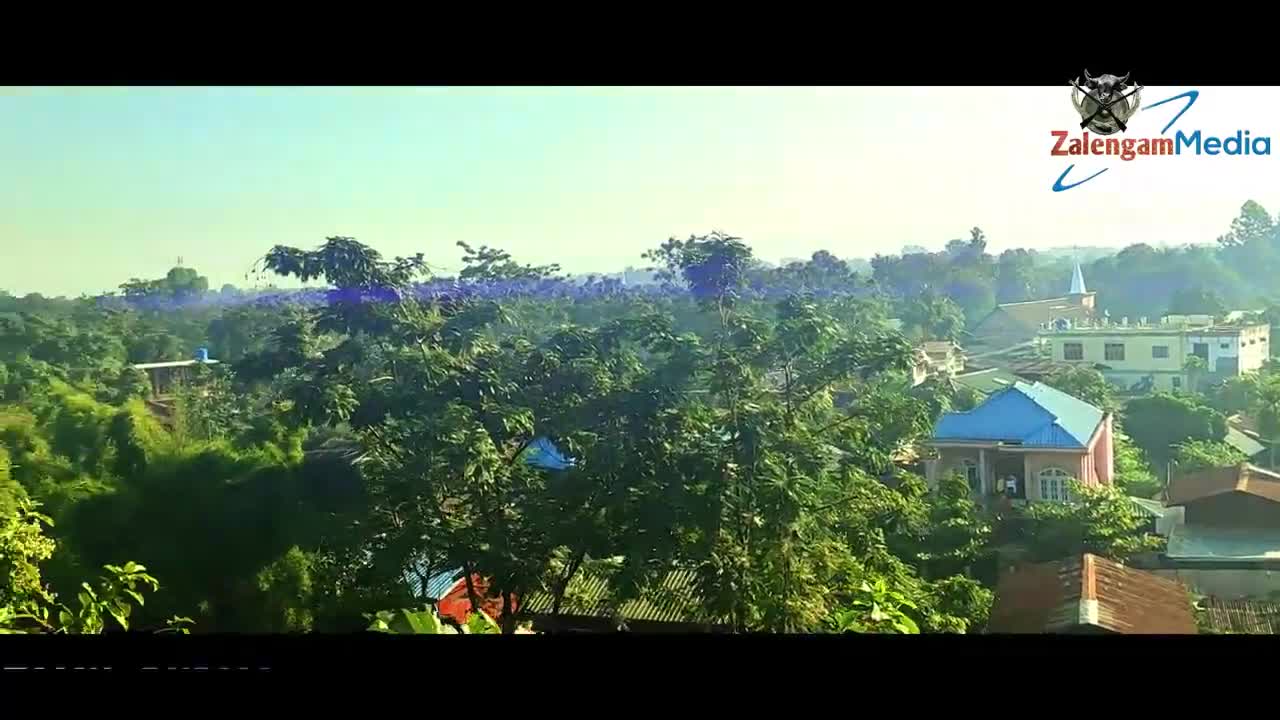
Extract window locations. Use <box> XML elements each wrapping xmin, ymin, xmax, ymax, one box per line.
<box><xmin>1104</xmin><ymin>343</ymin><xmax>1125</xmax><ymax>361</ymax></box>
<box><xmin>1063</xmin><ymin>342</ymin><xmax>1084</xmax><ymax>361</ymax></box>
<box><xmin>1172</xmin><ymin>376</ymin><xmax>1182</xmax><ymax>389</ymax></box>
<box><xmin>1152</xmin><ymin>345</ymin><xmax>1170</xmax><ymax>359</ymax></box>
<box><xmin>1038</xmin><ymin>468</ymin><xmax>1073</xmax><ymax>502</ymax></box>
<box><xmin>1221</xmin><ymin>342</ymin><xmax>1231</xmax><ymax>349</ymax></box>
<box><xmin>962</xmin><ymin>460</ymin><xmax>981</xmax><ymax>494</ymax></box>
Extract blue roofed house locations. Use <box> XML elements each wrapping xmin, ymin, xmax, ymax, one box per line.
<box><xmin>925</xmin><ymin>381</ymin><xmax>1115</xmax><ymax>503</ymax></box>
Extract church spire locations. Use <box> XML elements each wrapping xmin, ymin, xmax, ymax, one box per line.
<box><xmin>1070</xmin><ymin>261</ymin><xmax>1087</xmax><ymax>295</ymax></box>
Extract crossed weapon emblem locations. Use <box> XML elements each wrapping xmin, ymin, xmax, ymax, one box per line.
<box><xmin>1071</xmin><ymin>79</ymin><xmax>1143</xmax><ymax>132</ymax></box>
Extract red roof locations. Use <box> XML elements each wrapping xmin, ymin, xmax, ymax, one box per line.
<box><xmin>436</xmin><ymin>575</ymin><xmax>518</xmax><ymax>626</ymax></box>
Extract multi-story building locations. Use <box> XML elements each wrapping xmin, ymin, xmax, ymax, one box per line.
<box><xmin>1040</xmin><ymin>315</ymin><xmax>1270</xmax><ymax>392</ymax></box>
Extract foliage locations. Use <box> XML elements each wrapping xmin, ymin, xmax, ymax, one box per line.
<box><xmin>1255</xmin><ymin>377</ymin><xmax>1280</xmax><ymax>468</ymax></box>
<box><xmin>900</xmin><ymin>292</ymin><xmax>965</xmax><ymax>342</ymax></box>
<box><xmin>1123</xmin><ymin>393</ymin><xmax>1228</xmax><ymax>468</ymax></box>
<box><xmin>1022</xmin><ymin>482</ymin><xmax>1165</xmax><ymax>563</ymax></box>
<box><xmin>0</xmin><ymin>500</ymin><xmax>180</xmax><ymax>634</ymax></box>
<box><xmin>366</xmin><ymin>606</ymin><xmax>516</xmax><ymax>634</ymax></box>
<box><xmin>829</xmin><ymin>578</ymin><xmax>919</xmax><ymax>634</ymax></box>
<box><xmin>1212</xmin><ymin>373</ymin><xmax>1262</xmax><ymax>415</ymax></box>
<box><xmin>1044</xmin><ymin>365</ymin><xmax>1116</xmax><ymax>412</ymax></box>
<box><xmin>1171</xmin><ymin>439</ymin><xmax>1247</xmax><ymax>473</ymax></box>
<box><xmin>1112</xmin><ymin>428</ymin><xmax>1161</xmax><ymax>499</ymax></box>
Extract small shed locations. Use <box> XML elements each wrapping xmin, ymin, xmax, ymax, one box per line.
<box><xmin>132</xmin><ymin>349</ymin><xmax>219</xmax><ymax>398</ymax></box>
<box><xmin>987</xmin><ymin>553</ymin><xmax>1197</xmax><ymax>634</ymax></box>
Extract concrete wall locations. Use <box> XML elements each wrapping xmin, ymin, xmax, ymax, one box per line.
<box><xmin>1093</xmin><ymin>415</ymin><xmax>1114</xmax><ymax>485</ymax></box>
<box><xmin>1048</xmin><ymin>331</ymin><xmax>1187</xmax><ymax>372</ymax></box>
<box><xmin>929</xmin><ymin>448</ymin><xmax>974</xmax><ymax>486</ymax></box>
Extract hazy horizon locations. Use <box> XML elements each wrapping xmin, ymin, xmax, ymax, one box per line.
<box><xmin>5</xmin><ymin>86</ymin><xmax>1279</xmax><ymax>297</ymax></box>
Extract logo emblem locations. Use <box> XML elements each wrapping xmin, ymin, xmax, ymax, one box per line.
<box><xmin>1070</xmin><ymin>70</ymin><xmax>1142</xmax><ymax>136</ymax></box>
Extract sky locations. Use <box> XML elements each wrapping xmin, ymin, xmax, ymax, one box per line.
<box><xmin>3</xmin><ymin>85</ymin><xmax>1280</xmax><ymax>297</ymax></box>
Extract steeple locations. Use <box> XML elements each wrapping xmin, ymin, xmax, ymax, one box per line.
<box><xmin>1069</xmin><ymin>262</ymin><xmax>1087</xmax><ymax>295</ymax></box>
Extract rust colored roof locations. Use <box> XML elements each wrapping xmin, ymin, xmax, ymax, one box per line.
<box><xmin>986</xmin><ymin>297</ymin><xmax>1094</xmax><ymax>333</ymax></box>
<box><xmin>987</xmin><ymin>554</ymin><xmax>1197</xmax><ymax>634</ymax></box>
<box><xmin>1167</xmin><ymin>463</ymin><xmax>1280</xmax><ymax>506</ymax></box>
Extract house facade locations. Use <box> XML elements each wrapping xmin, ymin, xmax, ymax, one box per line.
<box><xmin>1040</xmin><ymin>316</ymin><xmax>1270</xmax><ymax>393</ymax></box>
<box><xmin>924</xmin><ymin>381</ymin><xmax>1114</xmax><ymax>504</ymax></box>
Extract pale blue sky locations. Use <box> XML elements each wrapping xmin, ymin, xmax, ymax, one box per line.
<box><xmin>3</xmin><ymin>86</ymin><xmax>1278</xmax><ymax>296</ymax></box>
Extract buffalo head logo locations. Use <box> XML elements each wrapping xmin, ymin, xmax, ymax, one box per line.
<box><xmin>1071</xmin><ymin>70</ymin><xmax>1142</xmax><ymax>135</ymax></box>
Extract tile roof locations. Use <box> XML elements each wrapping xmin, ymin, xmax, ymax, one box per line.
<box><xmin>520</xmin><ymin>560</ymin><xmax>725</xmax><ymax>626</ymax></box>
<box><xmin>987</xmin><ymin>554</ymin><xmax>1197</xmax><ymax>634</ymax></box>
<box><xmin>1167</xmin><ymin>464</ymin><xmax>1280</xmax><ymax>506</ymax></box>
<box><xmin>1165</xmin><ymin>524</ymin><xmax>1280</xmax><ymax>562</ymax></box>
<box><xmin>932</xmin><ymin>381</ymin><xmax>1104</xmax><ymax>449</ymax></box>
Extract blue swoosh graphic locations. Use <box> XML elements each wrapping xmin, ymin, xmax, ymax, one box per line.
<box><xmin>1052</xmin><ymin>164</ymin><xmax>1108</xmax><ymax>192</ymax></box>
<box><xmin>1051</xmin><ymin>89</ymin><xmax>1199</xmax><ymax>191</ymax></box>
<box><xmin>1143</xmin><ymin>90</ymin><xmax>1199</xmax><ymax>134</ymax></box>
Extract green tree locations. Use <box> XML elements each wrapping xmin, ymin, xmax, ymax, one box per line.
<box><xmin>901</xmin><ymin>292</ymin><xmax>965</xmax><ymax>343</ymax></box>
<box><xmin>1169</xmin><ymin>287</ymin><xmax>1227</xmax><ymax>317</ymax></box>
<box><xmin>1112</xmin><ymin>428</ymin><xmax>1161</xmax><ymax>499</ymax></box>
<box><xmin>1213</xmin><ymin>373</ymin><xmax>1262</xmax><ymax>415</ymax></box>
<box><xmin>1123</xmin><ymin>393</ymin><xmax>1228</xmax><ymax>469</ymax></box>
<box><xmin>1</xmin><ymin>500</ymin><xmax>184</xmax><ymax>634</ymax></box>
<box><xmin>1184</xmin><ymin>355</ymin><xmax>1209</xmax><ymax>394</ymax></box>
<box><xmin>1023</xmin><ymin>482</ymin><xmax>1165</xmax><ymax>563</ymax></box>
<box><xmin>1171</xmin><ymin>439</ymin><xmax>1246</xmax><ymax>473</ymax></box>
<box><xmin>1255</xmin><ymin>377</ymin><xmax>1280</xmax><ymax>468</ymax></box>
<box><xmin>1044</xmin><ymin>365</ymin><xmax>1116</xmax><ymax>411</ymax></box>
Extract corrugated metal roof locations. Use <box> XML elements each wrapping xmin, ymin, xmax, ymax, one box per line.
<box><xmin>132</xmin><ymin>359</ymin><xmax>221</xmax><ymax>370</ymax></box>
<box><xmin>987</xmin><ymin>553</ymin><xmax>1196</xmax><ymax>634</ymax></box>
<box><xmin>932</xmin><ymin>381</ymin><xmax>1103</xmax><ymax>449</ymax></box>
<box><xmin>1166</xmin><ymin>524</ymin><xmax>1280</xmax><ymax>562</ymax></box>
<box><xmin>1224</xmin><ymin>427</ymin><xmax>1267</xmax><ymax>458</ymax></box>
<box><xmin>521</xmin><ymin>562</ymin><xmax>725</xmax><ymax>625</ymax></box>
<box><xmin>1129</xmin><ymin>497</ymin><xmax>1166</xmax><ymax>517</ymax></box>
<box><xmin>1200</xmin><ymin>598</ymin><xmax>1280</xmax><ymax>634</ymax></box>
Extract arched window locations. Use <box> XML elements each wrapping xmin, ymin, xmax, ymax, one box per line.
<box><xmin>961</xmin><ymin>459</ymin><xmax>981</xmax><ymax>494</ymax></box>
<box><xmin>1038</xmin><ymin>467</ymin><xmax>1074</xmax><ymax>502</ymax></box>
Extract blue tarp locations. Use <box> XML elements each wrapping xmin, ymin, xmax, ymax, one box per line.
<box><xmin>523</xmin><ymin>436</ymin><xmax>575</xmax><ymax>471</ymax></box>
